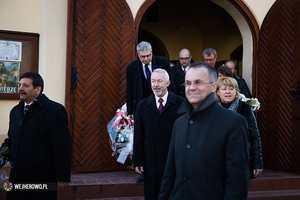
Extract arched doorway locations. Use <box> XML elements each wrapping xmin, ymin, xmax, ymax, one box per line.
<box><xmin>65</xmin><ymin>0</ymin><xmax>260</xmax><ymax>172</ymax></box>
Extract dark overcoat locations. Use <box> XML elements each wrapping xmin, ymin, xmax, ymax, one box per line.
<box><xmin>6</xmin><ymin>94</ymin><xmax>72</xmax><ymax>200</ymax></box>
<box><xmin>126</xmin><ymin>55</ymin><xmax>176</xmax><ymax>115</ymax></box>
<box><xmin>134</xmin><ymin>92</ymin><xmax>184</xmax><ymax>200</ymax></box>
<box><xmin>236</xmin><ymin>100</ymin><xmax>263</xmax><ymax>177</ymax></box>
<box><xmin>159</xmin><ymin>93</ymin><xmax>250</xmax><ymax>200</ymax></box>
<box><xmin>234</xmin><ymin>73</ymin><xmax>252</xmax><ymax>98</ymax></box>
<box><xmin>171</xmin><ymin>60</ymin><xmax>193</xmax><ymax>98</ymax></box>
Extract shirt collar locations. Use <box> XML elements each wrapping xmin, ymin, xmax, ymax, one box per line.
<box><xmin>155</xmin><ymin>91</ymin><xmax>168</xmax><ymax>107</ymax></box>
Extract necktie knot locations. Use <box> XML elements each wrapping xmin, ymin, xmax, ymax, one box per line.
<box><xmin>183</xmin><ymin>67</ymin><xmax>186</xmax><ymax>74</ymax></box>
<box><xmin>158</xmin><ymin>98</ymin><xmax>163</xmax><ymax>113</ymax></box>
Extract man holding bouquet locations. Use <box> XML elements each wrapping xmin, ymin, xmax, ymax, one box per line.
<box><xmin>134</xmin><ymin>68</ymin><xmax>184</xmax><ymax>200</ymax></box>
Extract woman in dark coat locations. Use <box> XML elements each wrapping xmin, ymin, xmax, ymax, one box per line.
<box><xmin>216</xmin><ymin>77</ymin><xmax>263</xmax><ymax>178</ymax></box>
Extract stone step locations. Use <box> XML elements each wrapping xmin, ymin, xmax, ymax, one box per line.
<box><xmin>248</xmin><ymin>189</ymin><xmax>300</xmax><ymax>199</ymax></box>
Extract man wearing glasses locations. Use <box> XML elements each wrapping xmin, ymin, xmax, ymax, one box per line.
<box><xmin>159</xmin><ymin>62</ymin><xmax>250</xmax><ymax>199</ymax></box>
<box><xmin>203</xmin><ymin>48</ymin><xmax>222</xmax><ymax>71</ymax></box>
<box><xmin>171</xmin><ymin>48</ymin><xmax>194</xmax><ymax>98</ymax></box>
<box><xmin>126</xmin><ymin>41</ymin><xmax>175</xmax><ymax>121</ymax></box>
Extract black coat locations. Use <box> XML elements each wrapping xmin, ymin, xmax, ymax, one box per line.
<box><xmin>214</xmin><ymin>62</ymin><xmax>222</xmax><ymax>71</ymax></box>
<box><xmin>234</xmin><ymin>73</ymin><xmax>252</xmax><ymax>98</ymax></box>
<box><xmin>134</xmin><ymin>92</ymin><xmax>184</xmax><ymax>200</ymax></box>
<box><xmin>159</xmin><ymin>93</ymin><xmax>250</xmax><ymax>200</ymax></box>
<box><xmin>171</xmin><ymin>60</ymin><xmax>194</xmax><ymax>98</ymax></box>
<box><xmin>6</xmin><ymin>94</ymin><xmax>72</xmax><ymax>199</ymax></box>
<box><xmin>237</xmin><ymin>100</ymin><xmax>263</xmax><ymax>176</ymax></box>
<box><xmin>126</xmin><ymin>55</ymin><xmax>176</xmax><ymax>115</ymax></box>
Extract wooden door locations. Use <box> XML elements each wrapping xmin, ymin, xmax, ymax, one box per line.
<box><xmin>69</xmin><ymin>0</ymin><xmax>135</xmax><ymax>171</ymax></box>
<box><xmin>257</xmin><ymin>0</ymin><xmax>300</xmax><ymax>173</ymax></box>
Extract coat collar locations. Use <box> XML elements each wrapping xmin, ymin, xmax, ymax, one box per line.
<box><xmin>234</xmin><ymin>73</ymin><xmax>241</xmax><ymax>80</ymax></box>
<box><xmin>19</xmin><ymin>93</ymin><xmax>48</xmax><ymax>108</ymax></box>
<box><xmin>146</xmin><ymin>91</ymin><xmax>177</xmax><ymax>115</ymax></box>
<box><xmin>173</xmin><ymin>62</ymin><xmax>185</xmax><ymax>77</ymax></box>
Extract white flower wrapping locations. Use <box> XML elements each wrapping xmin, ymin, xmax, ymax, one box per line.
<box><xmin>239</xmin><ymin>94</ymin><xmax>260</xmax><ymax>111</ymax></box>
<box><xmin>107</xmin><ymin>103</ymin><xmax>134</xmax><ymax>164</ymax></box>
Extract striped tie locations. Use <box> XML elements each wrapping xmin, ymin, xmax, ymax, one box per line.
<box><xmin>145</xmin><ymin>64</ymin><xmax>151</xmax><ymax>85</ymax></box>
<box><xmin>24</xmin><ymin>105</ymin><xmax>30</xmax><ymax>115</ymax></box>
<box><xmin>158</xmin><ymin>98</ymin><xmax>163</xmax><ymax>114</ymax></box>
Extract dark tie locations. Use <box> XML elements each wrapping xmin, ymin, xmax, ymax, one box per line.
<box><xmin>183</xmin><ymin>67</ymin><xmax>186</xmax><ymax>74</ymax></box>
<box><xmin>158</xmin><ymin>98</ymin><xmax>163</xmax><ymax>113</ymax></box>
<box><xmin>24</xmin><ymin>105</ymin><xmax>30</xmax><ymax>115</ymax></box>
<box><xmin>145</xmin><ymin>64</ymin><xmax>151</xmax><ymax>85</ymax></box>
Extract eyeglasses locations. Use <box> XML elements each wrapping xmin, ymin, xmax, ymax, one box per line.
<box><xmin>183</xmin><ymin>80</ymin><xmax>213</xmax><ymax>87</ymax></box>
<box><xmin>179</xmin><ymin>57</ymin><xmax>190</xmax><ymax>60</ymax></box>
<box><xmin>204</xmin><ymin>58</ymin><xmax>215</xmax><ymax>62</ymax></box>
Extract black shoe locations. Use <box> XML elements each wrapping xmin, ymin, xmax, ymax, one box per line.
<box><xmin>136</xmin><ymin>173</ymin><xmax>144</xmax><ymax>182</ymax></box>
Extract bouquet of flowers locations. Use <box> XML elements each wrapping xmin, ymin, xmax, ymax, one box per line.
<box><xmin>107</xmin><ymin>103</ymin><xmax>134</xmax><ymax>164</ymax></box>
<box><xmin>0</xmin><ymin>139</ymin><xmax>11</xmax><ymax>184</ymax></box>
<box><xmin>239</xmin><ymin>94</ymin><xmax>261</xmax><ymax>111</ymax></box>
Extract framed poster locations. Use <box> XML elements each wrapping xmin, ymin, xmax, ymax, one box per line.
<box><xmin>0</xmin><ymin>41</ymin><xmax>22</xmax><ymax>62</ymax></box>
<box><xmin>0</xmin><ymin>62</ymin><xmax>20</xmax><ymax>94</ymax></box>
<box><xmin>0</xmin><ymin>30</ymin><xmax>39</xmax><ymax>100</ymax></box>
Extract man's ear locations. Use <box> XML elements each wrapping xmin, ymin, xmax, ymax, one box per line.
<box><xmin>211</xmin><ymin>82</ymin><xmax>217</xmax><ymax>93</ymax></box>
<box><xmin>167</xmin><ymin>80</ymin><xmax>170</xmax><ymax>87</ymax></box>
<box><xmin>36</xmin><ymin>86</ymin><xmax>42</xmax><ymax>95</ymax></box>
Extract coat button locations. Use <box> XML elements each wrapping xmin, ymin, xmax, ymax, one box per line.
<box><xmin>186</xmin><ymin>144</ymin><xmax>191</xmax><ymax>149</ymax></box>
<box><xmin>189</xmin><ymin>120</ymin><xmax>193</xmax><ymax>124</ymax></box>
<box><xmin>183</xmin><ymin>175</ymin><xmax>189</xmax><ymax>180</ymax></box>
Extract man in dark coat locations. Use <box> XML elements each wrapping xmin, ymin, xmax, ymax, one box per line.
<box><xmin>5</xmin><ymin>72</ymin><xmax>72</xmax><ymax>200</ymax></box>
<box><xmin>158</xmin><ymin>63</ymin><xmax>250</xmax><ymax>200</ymax></box>
<box><xmin>225</xmin><ymin>60</ymin><xmax>252</xmax><ymax>98</ymax></box>
<box><xmin>171</xmin><ymin>48</ymin><xmax>194</xmax><ymax>98</ymax></box>
<box><xmin>134</xmin><ymin>69</ymin><xmax>184</xmax><ymax>200</ymax></box>
<box><xmin>126</xmin><ymin>41</ymin><xmax>176</xmax><ymax>120</ymax></box>
<box><xmin>203</xmin><ymin>48</ymin><xmax>222</xmax><ymax>71</ymax></box>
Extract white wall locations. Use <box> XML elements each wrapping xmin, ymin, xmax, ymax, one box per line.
<box><xmin>0</xmin><ymin>0</ymin><xmax>68</xmax><ymax>137</ymax></box>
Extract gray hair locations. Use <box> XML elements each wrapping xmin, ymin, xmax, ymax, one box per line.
<box><xmin>152</xmin><ymin>68</ymin><xmax>170</xmax><ymax>81</ymax></box>
<box><xmin>189</xmin><ymin>62</ymin><xmax>217</xmax><ymax>82</ymax></box>
<box><xmin>202</xmin><ymin>48</ymin><xmax>217</xmax><ymax>57</ymax></box>
<box><xmin>137</xmin><ymin>41</ymin><xmax>152</xmax><ymax>52</ymax></box>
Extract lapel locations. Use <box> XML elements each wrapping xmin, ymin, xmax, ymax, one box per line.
<box><xmin>133</xmin><ymin>59</ymin><xmax>144</xmax><ymax>94</ymax></box>
<box><xmin>151</xmin><ymin>55</ymin><xmax>157</xmax><ymax>71</ymax></box>
<box><xmin>146</xmin><ymin>94</ymin><xmax>160</xmax><ymax>116</ymax></box>
<box><xmin>163</xmin><ymin>92</ymin><xmax>176</xmax><ymax>112</ymax></box>
<box><xmin>175</xmin><ymin>64</ymin><xmax>185</xmax><ymax>78</ymax></box>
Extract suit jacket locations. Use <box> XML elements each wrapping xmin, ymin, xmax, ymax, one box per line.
<box><xmin>134</xmin><ymin>91</ymin><xmax>184</xmax><ymax>200</ymax></box>
<box><xmin>7</xmin><ymin>94</ymin><xmax>72</xmax><ymax>183</ymax></box>
<box><xmin>171</xmin><ymin>60</ymin><xmax>194</xmax><ymax>98</ymax></box>
<box><xmin>159</xmin><ymin>93</ymin><xmax>250</xmax><ymax>200</ymax></box>
<box><xmin>126</xmin><ymin>55</ymin><xmax>176</xmax><ymax>115</ymax></box>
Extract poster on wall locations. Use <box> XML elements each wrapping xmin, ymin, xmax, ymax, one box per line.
<box><xmin>0</xmin><ymin>62</ymin><xmax>20</xmax><ymax>94</ymax></box>
<box><xmin>0</xmin><ymin>41</ymin><xmax>22</xmax><ymax>62</ymax></box>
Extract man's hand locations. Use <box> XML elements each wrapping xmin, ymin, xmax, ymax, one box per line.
<box><xmin>128</xmin><ymin>114</ymin><xmax>134</xmax><ymax>120</ymax></box>
<box><xmin>135</xmin><ymin>166</ymin><xmax>143</xmax><ymax>174</ymax></box>
<box><xmin>58</xmin><ymin>182</ymin><xmax>69</xmax><ymax>189</ymax></box>
<box><xmin>253</xmin><ymin>169</ymin><xmax>263</xmax><ymax>178</ymax></box>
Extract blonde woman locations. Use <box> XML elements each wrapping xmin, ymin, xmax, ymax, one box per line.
<box><xmin>216</xmin><ymin>77</ymin><xmax>263</xmax><ymax>178</ymax></box>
